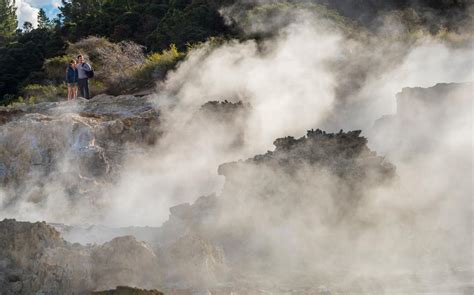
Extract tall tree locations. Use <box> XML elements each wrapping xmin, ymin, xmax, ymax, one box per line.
<box><xmin>22</xmin><ymin>21</ymin><xmax>33</xmax><ymax>33</ymax></box>
<box><xmin>0</xmin><ymin>0</ymin><xmax>18</xmax><ymax>38</ymax></box>
<box><xmin>37</xmin><ymin>8</ymin><xmax>52</xmax><ymax>29</ymax></box>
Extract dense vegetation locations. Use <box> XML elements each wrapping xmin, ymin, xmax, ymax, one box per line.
<box><xmin>0</xmin><ymin>0</ymin><xmax>470</xmax><ymax>105</ymax></box>
<box><xmin>0</xmin><ymin>0</ymin><xmax>236</xmax><ymax>104</ymax></box>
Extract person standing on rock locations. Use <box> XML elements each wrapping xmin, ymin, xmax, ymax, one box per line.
<box><xmin>66</xmin><ymin>60</ymin><xmax>78</xmax><ymax>101</ymax></box>
<box><xmin>76</xmin><ymin>54</ymin><xmax>93</xmax><ymax>99</ymax></box>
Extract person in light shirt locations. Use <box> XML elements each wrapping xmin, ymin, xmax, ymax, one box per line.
<box><xmin>76</xmin><ymin>54</ymin><xmax>92</xmax><ymax>99</ymax></box>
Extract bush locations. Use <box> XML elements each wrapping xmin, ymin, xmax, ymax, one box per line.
<box><xmin>21</xmin><ymin>83</ymin><xmax>68</xmax><ymax>103</ymax></box>
<box><xmin>128</xmin><ymin>44</ymin><xmax>184</xmax><ymax>91</ymax></box>
<box><xmin>68</xmin><ymin>37</ymin><xmax>145</xmax><ymax>80</ymax></box>
<box><xmin>88</xmin><ymin>79</ymin><xmax>107</xmax><ymax>96</ymax></box>
<box><xmin>67</xmin><ymin>36</ymin><xmax>146</xmax><ymax>94</ymax></box>
<box><xmin>44</xmin><ymin>55</ymin><xmax>72</xmax><ymax>82</ymax></box>
<box><xmin>13</xmin><ymin>38</ymin><xmax>186</xmax><ymax>100</ymax></box>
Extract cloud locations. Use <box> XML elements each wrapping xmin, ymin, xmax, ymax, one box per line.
<box><xmin>15</xmin><ymin>0</ymin><xmax>60</xmax><ymax>28</ymax></box>
<box><xmin>15</xmin><ymin>0</ymin><xmax>40</xmax><ymax>27</ymax></box>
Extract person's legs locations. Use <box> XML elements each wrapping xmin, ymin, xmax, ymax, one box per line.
<box><xmin>77</xmin><ymin>79</ymin><xmax>85</xmax><ymax>98</ymax></box>
<box><xmin>67</xmin><ymin>85</ymin><xmax>72</xmax><ymax>100</ymax></box>
<box><xmin>73</xmin><ymin>84</ymin><xmax>78</xmax><ymax>99</ymax></box>
<box><xmin>83</xmin><ymin>79</ymin><xmax>90</xmax><ymax>99</ymax></box>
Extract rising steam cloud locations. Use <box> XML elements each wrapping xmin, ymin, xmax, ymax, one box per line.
<box><xmin>0</xmin><ymin>1</ymin><xmax>472</xmax><ymax>292</ymax></box>
<box><xmin>101</xmin><ymin>3</ymin><xmax>472</xmax><ymax>231</ymax></box>
<box><xmin>0</xmin><ymin>1</ymin><xmax>472</xmax><ymax>280</ymax></box>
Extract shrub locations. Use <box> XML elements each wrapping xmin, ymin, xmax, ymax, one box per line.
<box><xmin>128</xmin><ymin>44</ymin><xmax>184</xmax><ymax>92</ymax></box>
<box><xmin>44</xmin><ymin>55</ymin><xmax>72</xmax><ymax>82</ymax></box>
<box><xmin>67</xmin><ymin>36</ymin><xmax>145</xmax><ymax>90</ymax></box>
<box><xmin>21</xmin><ymin>83</ymin><xmax>68</xmax><ymax>103</ymax></box>
<box><xmin>88</xmin><ymin>79</ymin><xmax>107</xmax><ymax>96</ymax></box>
<box><xmin>2</xmin><ymin>94</ymin><xmax>15</xmax><ymax>106</ymax></box>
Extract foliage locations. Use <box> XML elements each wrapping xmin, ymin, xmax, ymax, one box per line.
<box><xmin>58</xmin><ymin>0</ymin><xmax>234</xmax><ymax>51</ymax></box>
<box><xmin>44</xmin><ymin>55</ymin><xmax>72</xmax><ymax>82</ymax></box>
<box><xmin>37</xmin><ymin>8</ymin><xmax>53</xmax><ymax>30</ymax></box>
<box><xmin>20</xmin><ymin>80</ymin><xmax>106</xmax><ymax>103</ymax></box>
<box><xmin>67</xmin><ymin>36</ymin><xmax>146</xmax><ymax>93</ymax></box>
<box><xmin>125</xmin><ymin>44</ymin><xmax>184</xmax><ymax>93</ymax></box>
<box><xmin>0</xmin><ymin>28</ymin><xmax>66</xmax><ymax>105</ymax></box>
<box><xmin>239</xmin><ymin>2</ymin><xmax>363</xmax><ymax>37</ymax></box>
<box><xmin>22</xmin><ymin>22</ymin><xmax>33</xmax><ymax>33</ymax></box>
<box><xmin>21</xmin><ymin>83</ymin><xmax>68</xmax><ymax>103</ymax></box>
<box><xmin>0</xmin><ymin>0</ymin><xmax>235</xmax><ymax>103</ymax></box>
<box><xmin>149</xmin><ymin>1</ymin><xmax>230</xmax><ymax>51</ymax></box>
<box><xmin>88</xmin><ymin>79</ymin><xmax>107</xmax><ymax>95</ymax></box>
<box><xmin>0</xmin><ymin>0</ymin><xmax>17</xmax><ymax>44</ymax></box>
<box><xmin>0</xmin><ymin>0</ymin><xmax>470</xmax><ymax>104</ymax></box>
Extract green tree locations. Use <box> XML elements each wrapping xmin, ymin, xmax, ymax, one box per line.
<box><xmin>22</xmin><ymin>21</ymin><xmax>33</xmax><ymax>33</ymax></box>
<box><xmin>37</xmin><ymin>8</ymin><xmax>52</xmax><ymax>29</ymax></box>
<box><xmin>0</xmin><ymin>28</ymin><xmax>66</xmax><ymax>104</ymax></box>
<box><xmin>0</xmin><ymin>0</ymin><xmax>18</xmax><ymax>38</ymax></box>
<box><xmin>58</xmin><ymin>0</ymin><xmax>233</xmax><ymax>51</ymax></box>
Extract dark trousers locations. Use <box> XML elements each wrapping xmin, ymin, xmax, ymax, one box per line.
<box><xmin>78</xmin><ymin>78</ymin><xmax>90</xmax><ymax>99</ymax></box>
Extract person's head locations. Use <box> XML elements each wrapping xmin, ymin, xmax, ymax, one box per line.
<box><xmin>69</xmin><ymin>59</ymin><xmax>76</xmax><ymax>68</ymax></box>
<box><xmin>77</xmin><ymin>54</ymin><xmax>84</xmax><ymax>63</ymax></box>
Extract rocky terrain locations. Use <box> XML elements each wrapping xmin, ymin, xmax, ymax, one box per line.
<box><xmin>0</xmin><ymin>126</ymin><xmax>399</xmax><ymax>294</ymax></box>
<box><xmin>0</xmin><ymin>95</ymin><xmax>160</xmax><ymax>221</ymax></box>
<box><xmin>0</xmin><ymin>82</ymin><xmax>472</xmax><ymax>294</ymax></box>
<box><xmin>0</xmin><ymin>95</ymin><xmax>160</xmax><ymax>181</ymax></box>
<box><xmin>191</xmin><ymin>101</ymin><xmax>250</xmax><ymax>151</ymax></box>
<box><xmin>0</xmin><ymin>219</ymin><xmax>161</xmax><ymax>294</ymax></box>
<box><xmin>371</xmin><ymin>82</ymin><xmax>473</xmax><ymax>158</ymax></box>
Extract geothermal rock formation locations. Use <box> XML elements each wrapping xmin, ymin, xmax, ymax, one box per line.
<box><xmin>371</xmin><ymin>82</ymin><xmax>473</xmax><ymax>158</ymax></box>
<box><xmin>191</xmin><ymin>100</ymin><xmax>250</xmax><ymax>151</ymax></box>
<box><xmin>0</xmin><ymin>219</ymin><xmax>161</xmax><ymax>294</ymax></box>
<box><xmin>0</xmin><ymin>95</ymin><xmax>159</xmax><ymax>218</ymax></box>
<box><xmin>0</xmin><ymin>83</ymin><xmax>471</xmax><ymax>294</ymax></box>
<box><xmin>0</xmin><ymin>126</ymin><xmax>397</xmax><ymax>294</ymax></box>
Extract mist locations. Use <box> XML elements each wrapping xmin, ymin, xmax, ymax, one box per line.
<box><xmin>97</xmin><ymin>3</ymin><xmax>472</xmax><ymax>230</ymax></box>
<box><xmin>0</xmin><ymin>1</ymin><xmax>472</xmax><ymax>292</ymax></box>
<box><xmin>98</xmin><ymin>4</ymin><xmax>472</xmax><ymax>290</ymax></box>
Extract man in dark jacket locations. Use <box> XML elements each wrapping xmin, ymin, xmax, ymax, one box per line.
<box><xmin>76</xmin><ymin>55</ymin><xmax>92</xmax><ymax>99</ymax></box>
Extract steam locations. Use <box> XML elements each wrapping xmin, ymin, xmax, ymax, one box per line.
<box><xmin>102</xmin><ymin>4</ymin><xmax>472</xmax><ymax>230</ymax></box>
<box><xmin>0</xmin><ymin>2</ymin><xmax>472</xmax><ymax>291</ymax></box>
<box><xmin>99</xmin><ymin>4</ymin><xmax>473</xmax><ymax>289</ymax></box>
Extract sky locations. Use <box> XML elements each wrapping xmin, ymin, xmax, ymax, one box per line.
<box><xmin>15</xmin><ymin>0</ymin><xmax>61</xmax><ymax>28</ymax></box>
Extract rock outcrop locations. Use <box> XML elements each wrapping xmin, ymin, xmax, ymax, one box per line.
<box><xmin>1</xmin><ymin>82</ymin><xmax>472</xmax><ymax>293</ymax></box>
<box><xmin>218</xmin><ymin>129</ymin><xmax>395</xmax><ymax>225</ymax></box>
<box><xmin>155</xmin><ymin>129</ymin><xmax>397</xmax><ymax>290</ymax></box>
<box><xmin>371</xmin><ymin>82</ymin><xmax>473</xmax><ymax>158</ymax></box>
<box><xmin>0</xmin><ymin>125</ymin><xmax>398</xmax><ymax>293</ymax></box>
<box><xmin>190</xmin><ymin>100</ymin><xmax>250</xmax><ymax>151</ymax></box>
<box><xmin>0</xmin><ymin>219</ymin><xmax>92</xmax><ymax>294</ymax></box>
<box><xmin>0</xmin><ymin>95</ymin><xmax>159</xmax><ymax>219</ymax></box>
<box><xmin>219</xmin><ymin>128</ymin><xmax>395</xmax><ymax>187</ymax></box>
<box><xmin>91</xmin><ymin>236</ymin><xmax>161</xmax><ymax>290</ymax></box>
<box><xmin>0</xmin><ymin>219</ymin><xmax>162</xmax><ymax>295</ymax></box>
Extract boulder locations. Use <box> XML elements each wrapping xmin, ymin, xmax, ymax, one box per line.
<box><xmin>0</xmin><ymin>219</ymin><xmax>162</xmax><ymax>295</ymax></box>
<box><xmin>91</xmin><ymin>236</ymin><xmax>161</xmax><ymax>291</ymax></box>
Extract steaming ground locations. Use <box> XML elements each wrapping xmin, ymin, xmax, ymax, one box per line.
<box><xmin>97</xmin><ymin>8</ymin><xmax>472</xmax><ymax>292</ymax></box>
<box><xmin>102</xmin><ymin>8</ymin><xmax>473</xmax><ymax>227</ymax></box>
<box><xmin>0</xmin><ymin>2</ymin><xmax>473</xmax><ymax>294</ymax></box>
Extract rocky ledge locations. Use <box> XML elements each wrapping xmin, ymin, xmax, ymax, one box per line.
<box><xmin>371</xmin><ymin>82</ymin><xmax>473</xmax><ymax>157</ymax></box>
<box><xmin>0</xmin><ymin>127</ymin><xmax>399</xmax><ymax>294</ymax></box>
<box><xmin>0</xmin><ymin>95</ymin><xmax>160</xmax><ymax>210</ymax></box>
